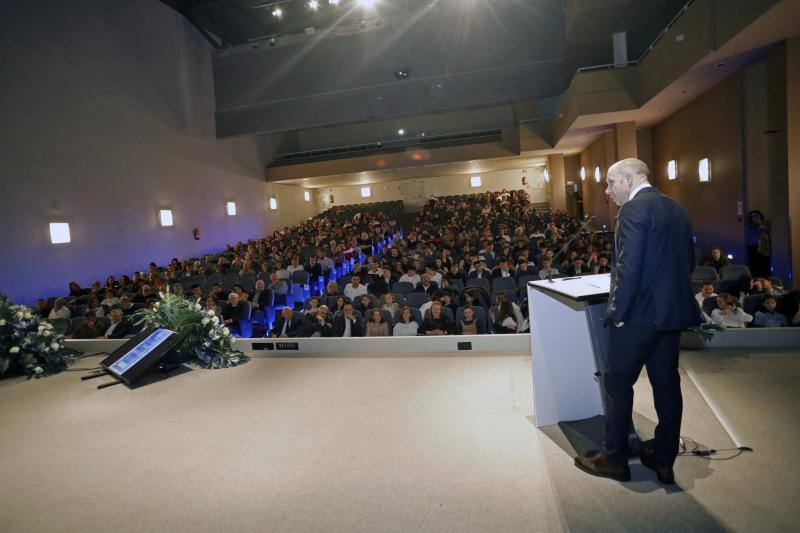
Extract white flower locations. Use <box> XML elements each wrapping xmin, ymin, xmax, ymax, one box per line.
<box><xmin>15</xmin><ymin>312</ymin><xmax>23</xmax><ymax>318</ymax></box>
<box><xmin>211</xmin><ymin>316</ymin><xmax>219</xmax><ymax>325</ymax></box>
<box><xmin>42</xmin><ymin>330</ymin><xmax>51</xmax><ymax>337</ymax></box>
<box><xmin>222</xmin><ymin>327</ymin><xmax>230</xmax><ymax>337</ymax></box>
<box><xmin>159</xmin><ymin>292</ymin><xmax>165</xmax><ymax>298</ymax></box>
<box><xmin>9</xmin><ymin>347</ymin><xmax>20</xmax><ymax>354</ymax></box>
<box><xmin>50</xmin><ymin>342</ymin><xmax>60</xmax><ymax>350</ymax></box>
<box><xmin>23</xmin><ymin>312</ymin><xmax>32</xmax><ymax>320</ymax></box>
<box><xmin>0</xmin><ymin>319</ymin><xmax>5</xmax><ymax>326</ymax></box>
<box><xmin>201</xmin><ymin>317</ymin><xmax>210</xmax><ymax>326</ymax></box>
<box><xmin>44</xmin><ymin>322</ymin><xmax>53</xmax><ymax>330</ymax></box>
<box><xmin>206</xmin><ymin>309</ymin><xmax>215</xmax><ymax>316</ymax></box>
<box><xmin>34</xmin><ymin>366</ymin><xmax>43</xmax><ymax>375</ymax></box>
<box><xmin>194</xmin><ymin>303</ymin><xmax>201</xmax><ymax>310</ymax></box>
<box><xmin>37</xmin><ymin>325</ymin><xmax>44</xmax><ymax>332</ymax></box>
<box><xmin>154</xmin><ymin>302</ymin><xmax>160</xmax><ymax>308</ymax></box>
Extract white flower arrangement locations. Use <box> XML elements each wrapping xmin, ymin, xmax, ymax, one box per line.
<box><xmin>1</xmin><ymin>294</ymin><xmax>76</xmax><ymax>378</ymax></box>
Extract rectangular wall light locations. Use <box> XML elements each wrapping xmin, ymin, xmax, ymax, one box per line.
<box><xmin>470</xmin><ymin>176</ymin><xmax>481</xmax><ymax>188</ymax></box>
<box><xmin>667</xmin><ymin>160</ymin><xmax>678</xmax><ymax>181</ymax></box>
<box><xmin>594</xmin><ymin>166</ymin><xmax>602</xmax><ymax>183</ymax></box>
<box><xmin>269</xmin><ymin>197</ymin><xmax>277</xmax><ymax>210</ymax></box>
<box><xmin>304</xmin><ymin>190</ymin><xmax>311</xmax><ymax>202</ymax></box>
<box><xmin>580</xmin><ymin>167</ymin><xmax>586</xmax><ymax>181</ymax></box>
<box><xmin>361</xmin><ymin>186</ymin><xmax>371</xmax><ymax>198</ymax></box>
<box><xmin>698</xmin><ymin>158</ymin><xmax>711</xmax><ymax>182</ymax></box>
<box><xmin>49</xmin><ymin>222</ymin><xmax>71</xmax><ymax>244</ymax></box>
<box><xmin>159</xmin><ymin>209</ymin><xmax>174</xmax><ymax>227</ymax></box>
<box><xmin>226</xmin><ymin>201</ymin><xmax>237</xmax><ymax>216</ymax></box>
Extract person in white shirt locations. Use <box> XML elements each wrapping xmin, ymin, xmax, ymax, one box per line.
<box><xmin>100</xmin><ymin>289</ymin><xmax>120</xmax><ymax>307</ymax></box>
<box><xmin>398</xmin><ymin>267</ymin><xmax>421</xmax><ymax>287</ymax></box>
<box><xmin>694</xmin><ymin>281</ymin><xmax>717</xmax><ymax>309</ymax></box>
<box><xmin>426</xmin><ymin>266</ymin><xmax>443</xmax><ymax>286</ymax></box>
<box><xmin>48</xmin><ymin>298</ymin><xmax>71</xmax><ymax>320</ymax></box>
<box><xmin>344</xmin><ymin>274</ymin><xmax>369</xmax><ymax>301</ymax></box>
<box><xmin>393</xmin><ymin>306</ymin><xmax>419</xmax><ymax>336</ymax></box>
<box><xmin>286</xmin><ymin>256</ymin><xmax>305</xmax><ymax>274</ymax></box>
<box><xmin>274</xmin><ymin>261</ymin><xmax>290</xmax><ymax>280</ymax></box>
<box><xmin>711</xmin><ymin>293</ymin><xmax>753</xmax><ymax>328</ymax></box>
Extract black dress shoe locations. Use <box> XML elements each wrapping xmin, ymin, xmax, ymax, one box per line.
<box><xmin>640</xmin><ymin>448</ymin><xmax>675</xmax><ymax>484</ymax></box>
<box><xmin>574</xmin><ymin>453</ymin><xmax>631</xmax><ymax>482</ymax></box>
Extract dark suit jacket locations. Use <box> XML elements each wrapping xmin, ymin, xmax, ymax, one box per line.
<box><xmin>414</xmin><ymin>282</ymin><xmax>439</xmax><ymax>295</ymax></box>
<box><xmin>270</xmin><ymin>316</ymin><xmax>302</xmax><ymax>337</ymax></box>
<box><xmin>222</xmin><ymin>301</ymin><xmax>251</xmax><ymax>330</ymax></box>
<box><xmin>332</xmin><ymin>314</ymin><xmax>363</xmax><ymax>337</ymax></box>
<box><xmin>105</xmin><ymin>319</ymin><xmax>132</xmax><ymax>339</ymax></box>
<box><xmin>608</xmin><ymin>187</ymin><xmax>703</xmax><ymax>330</ymax></box>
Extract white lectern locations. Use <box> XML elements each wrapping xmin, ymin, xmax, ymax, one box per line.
<box><xmin>527</xmin><ymin>274</ymin><xmax>611</xmax><ymax>427</ymax></box>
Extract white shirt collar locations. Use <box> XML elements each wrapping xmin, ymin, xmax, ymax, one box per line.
<box><xmin>629</xmin><ymin>182</ymin><xmax>651</xmax><ymax>200</ymax></box>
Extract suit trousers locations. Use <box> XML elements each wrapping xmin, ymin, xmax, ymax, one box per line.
<box><xmin>602</xmin><ymin>323</ymin><xmax>682</xmax><ymax>468</ymax></box>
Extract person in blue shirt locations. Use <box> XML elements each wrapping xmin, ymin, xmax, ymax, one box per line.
<box><xmin>753</xmin><ymin>295</ymin><xmax>788</xmax><ymax>327</ymax></box>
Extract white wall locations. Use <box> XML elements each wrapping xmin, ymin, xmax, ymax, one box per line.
<box><xmin>318</xmin><ymin>167</ymin><xmax>547</xmax><ymax>211</ymax></box>
<box><xmin>267</xmin><ymin>184</ymin><xmax>320</xmax><ymax>230</ymax></box>
<box><xmin>0</xmin><ymin>0</ymin><xmax>275</xmax><ymax>304</ymax></box>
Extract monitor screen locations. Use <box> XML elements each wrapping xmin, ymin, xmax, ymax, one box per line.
<box><xmin>100</xmin><ymin>327</ymin><xmax>182</xmax><ymax>385</ymax></box>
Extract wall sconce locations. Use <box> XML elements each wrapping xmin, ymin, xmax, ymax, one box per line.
<box><xmin>49</xmin><ymin>222</ymin><xmax>71</xmax><ymax>244</ymax></box>
<box><xmin>470</xmin><ymin>176</ymin><xmax>482</xmax><ymax>188</ymax></box>
<box><xmin>269</xmin><ymin>198</ymin><xmax>278</xmax><ymax>210</ymax></box>
<box><xmin>667</xmin><ymin>160</ymin><xmax>678</xmax><ymax>181</ymax></box>
<box><xmin>304</xmin><ymin>191</ymin><xmax>311</xmax><ymax>202</ymax></box>
<box><xmin>698</xmin><ymin>158</ymin><xmax>711</xmax><ymax>182</ymax></box>
<box><xmin>594</xmin><ymin>166</ymin><xmax>602</xmax><ymax>183</ymax></box>
<box><xmin>158</xmin><ymin>209</ymin><xmax>174</xmax><ymax>227</ymax></box>
<box><xmin>226</xmin><ymin>201</ymin><xmax>237</xmax><ymax>216</ymax></box>
<box><xmin>543</xmin><ymin>169</ymin><xmax>550</xmax><ymax>183</ymax></box>
<box><xmin>580</xmin><ymin>167</ymin><xmax>586</xmax><ymax>181</ymax></box>
<box><xmin>360</xmin><ymin>186</ymin><xmax>372</xmax><ymax>198</ymax></box>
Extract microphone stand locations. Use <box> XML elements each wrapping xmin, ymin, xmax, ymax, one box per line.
<box><xmin>547</xmin><ymin>215</ymin><xmax>596</xmax><ymax>284</ymax></box>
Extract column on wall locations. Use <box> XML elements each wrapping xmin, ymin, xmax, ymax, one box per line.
<box><xmin>547</xmin><ymin>154</ymin><xmax>567</xmax><ymax>212</ymax></box>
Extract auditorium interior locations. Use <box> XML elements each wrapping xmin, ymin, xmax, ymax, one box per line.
<box><xmin>1</xmin><ymin>0</ymin><xmax>799</xmax><ymax>531</ymax></box>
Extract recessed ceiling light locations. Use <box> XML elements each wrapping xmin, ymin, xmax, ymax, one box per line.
<box><xmin>272</xmin><ymin>7</ymin><xmax>282</xmax><ymax>17</ymax></box>
<box><xmin>359</xmin><ymin>0</ymin><xmax>377</xmax><ymax>8</ymax></box>
<box><xmin>398</xmin><ymin>128</ymin><xmax>405</xmax><ymax>136</ymax></box>
<box><xmin>308</xmin><ymin>0</ymin><xmax>319</xmax><ymax>10</ymax></box>
<box><xmin>329</xmin><ymin>0</ymin><xmax>340</xmax><ymax>5</ymax></box>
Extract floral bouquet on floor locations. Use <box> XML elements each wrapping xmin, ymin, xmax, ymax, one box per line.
<box><xmin>132</xmin><ymin>291</ymin><xmax>248</xmax><ymax>369</ymax></box>
<box><xmin>0</xmin><ymin>294</ymin><xmax>78</xmax><ymax>378</ymax></box>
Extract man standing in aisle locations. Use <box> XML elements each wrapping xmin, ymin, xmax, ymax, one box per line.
<box><xmin>575</xmin><ymin>158</ymin><xmax>702</xmax><ymax>484</ymax></box>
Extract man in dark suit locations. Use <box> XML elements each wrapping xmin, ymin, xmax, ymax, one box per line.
<box><xmin>414</xmin><ymin>273</ymin><xmax>439</xmax><ymax>296</ymax></box>
<box><xmin>222</xmin><ymin>292</ymin><xmax>250</xmax><ymax>336</ymax></box>
<box><xmin>270</xmin><ymin>307</ymin><xmax>301</xmax><ymax>338</ymax></box>
<box><xmin>575</xmin><ymin>158</ymin><xmax>703</xmax><ymax>485</ymax></box>
<box><xmin>332</xmin><ymin>303</ymin><xmax>363</xmax><ymax>337</ymax></box>
<box><xmin>103</xmin><ymin>309</ymin><xmax>132</xmax><ymax>339</ymax></box>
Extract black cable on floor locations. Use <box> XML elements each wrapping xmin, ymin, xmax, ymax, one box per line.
<box><xmin>677</xmin><ymin>435</ymin><xmax>750</xmax><ymax>461</ymax></box>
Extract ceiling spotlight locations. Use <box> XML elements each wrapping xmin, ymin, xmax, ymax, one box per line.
<box><xmin>359</xmin><ymin>0</ymin><xmax>377</xmax><ymax>8</ymax></box>
<box><xmin>329</xmin><ymin>0</ymin><xmax>340</xmax><ymax>4</ymax></box>
<box><xmin>272</xmin><ymin>7</ymin><xmax>282</xmax><ymax>17</ymax></box>
<box><xmin>398</xmin><ymin>128</ymin><xmax>405</xmax><ymax>136</ymax></box>
<box><xmin>394</xmin><ymin>69</ymin><xmax>410</xmax><ymax>80</ymax></box>
<box><xmin>308</xmin><ymin>0</ymin><xmax>319</xmax><ymax>10</ymax></box>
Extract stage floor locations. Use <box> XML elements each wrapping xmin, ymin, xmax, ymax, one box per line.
<box><xmin>0</xmin><ymin>349</ymin><xmax>798</xmax><ymax>532</ymax></box>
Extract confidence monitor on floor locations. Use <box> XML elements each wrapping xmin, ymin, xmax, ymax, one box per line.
<box><xmin>100</xmin><ymin>327</ymin><xmax>183</xmax><ymax>386</ymax></box>
<box><xmin>527</xmin><ymin>274</ymin><xmax>610</xmax><ymax>427</ymax></box>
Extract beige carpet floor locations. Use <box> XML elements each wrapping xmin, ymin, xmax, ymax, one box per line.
<box><xmin>0</xmin><ymin>350</ymin><xmax>797</xmax><ymax>532</ymax></box>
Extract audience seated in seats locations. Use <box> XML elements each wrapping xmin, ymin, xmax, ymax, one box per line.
<box><xmin>34</xmin><ymin>298</ymin><xmax>50</xmax><ymax>317</ymax></box>
<box><xmin>426</xmin><ymin>266</ymin><xmax>443</xmax><ymax>286</ymax></box>
<box><xmin>777</xmin><ymin>290</ymin><xmax>800</xmax><ymax>326</ymax></box>
<box><xmin>297</xmin><ymin>306</ymin><xmax>332</xmax><ymax>337</ymax></box>
<box><xmin>72</xmin><ymin>310</ymin><xmax>102</xmax><ymax>339</ymax></box>
<box><xmin>271</xmin><ymin>307</ymin><xmax>302</xmax><ymax>338</ymax></box>
<box><xmin>594</xmin><ymin>255</ymin><xmax>612</xmax><ymax>274</ymax></box>
<box><xmin>100</xmin><ymin>288</ymin><xmax>119</xmax><ymax>307</ymax></box>
<box><xmin>369</xmin><ymin>266</ymin><xmax>395</xmax><ymax>296</ymax></box>
<box><xmin>333</xmin><ymin>302</ymin><xmax>363</xmax><ymax>337</ymax></box>
<box><xmin>398</xmin><ymin>266</ymin><xmax>421</xmax><ymax>287</ymax></box>
<box><xmin>565</xmin><ymin>257</ymin><xmax>588</xmax><ymax>276</ymax></box>
<box><xmin>381</xmin><ymin>293</ymin><xmax>401</xmax><ymax>314</ymax></box>
<box><xmin>250</xmin><ymin>280</ymin><xmax>270</xmax><ymax>311</ymax></box>
<box><xmin>419</xmin><ymin>301</ymin><xmax>452</xmax><ymax>336</ymax></box>
<box><xmin>415</xmin><ymin>273</ymin><xmax>438</xmax><ymax>295</ymax></box>
<box><xmin>695</xmin><ymin>281</ymin><xmax>717</xmax><ymax>308</ymax></box>
<box><xmin>189</xmin><ymin>284</ymin><xmax>203</xmax><ymax>305</ymax></box>
<box><xmin>233</xmin><ymin>284</ymin><xmax>250</xmax><ymax>302</ymax></box>
<box><xmin>205</xmin><ymin>296</ymin><xmax>219</xmax><ymax>315</ymax></box>
<box><xmin>118</xmin><ymin>296</ymin><xmax>136</xmax><ymax>316</ymax></box>
<box><xmin>344</xmin><ymin>274</ymin><xmax>369</xmax><ymax>301</ymax></box>
<box><xmin>324</xmin><ymin>281</ymin><xmax>341</xmax><ymax>298</ymax></box>
<box><xmin>711</xmin><ymin>293</ymin><xmax>753</xmax><ymax>328</ymax></box>
<box><xmin>538</xmin><ymin>258</ymin><xmax>559</xmax><ymax>280</ymax></box>
<box><xmin>365</xmin><ymin>309</ymin><xmax>390</xmax><ymax>337</ymax></box>
<box><xmin>393</xmin><ymin>306</ymin><xmax>419</xmax><ymax>336</ymax></box>
<box><xmin>515</xmin><ymin>261</ymin><xmax>536</xmax><ymax>279</ymax></box>
<box><xmin>704</xmin><ymin>247</ymin><xmax>731</xmax><ymax>273</ymax></box>
<box><xmin>87</xmin><ymin>295</ymin><xmax>106</xmax><ymax>318</ymax></box>
<box><xmin>49</xmin><ymin>298</ymin><xmax>71</xmax><ymax>320</ymax></box>
<box><xmin>222</xmin><ymin>292</ymin><xmax>249</xmax><ymax>335</ymax></box>
<box><xmin>753</xmin><ymin>295</ymin><xmax>788</xmax><ymax>327</ymax></box>
<box><xmin>457</xmin><ymin>306</ymin><xmax>485</xmax><ymax>335</ymax></box>
<box><xmin>132</xmin><ymin>284</ymin><xmax>154</xmax><ymax>303</ymax></box>
<box><xmin>467</xmin><ymin>261</ymin><xmax>490</xmax><ymax>279</ymax></box>
<box><xmin>103</xmin><ymin>309</ymin><xmax>132</xmax><ymax>339</ymax></box>
<box><xmin>274</xmin><ymin>261</ymin><xmax>290</xmax><ymax>280</ymax></box>
<box><xmin>68</xmin><ymin>282</ymin><xmax>86</xmax><ymax>298</ymax></box>
<box><xmin>356</xmin><ymin>294</ymin><xmax>373</xmax><ymax>316</ymax></box>
<box><xmin>492</xmin><ymin>262</ymin><xmax>515</xmax><ymax>279</ymax></box>
<box><xmin>491</xmin><ymin>299</ymin><xmax>520</xmax><ymax>334</ymax></box>
<box><xmin>286</xmin><ymin>256</ymin><xmax>305</xmax><ymax>275</ymax></box>
<box><xmin>268</xmin><ymin>273</ymin><xmax>288</xmax><ymax>296</ymax></box>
